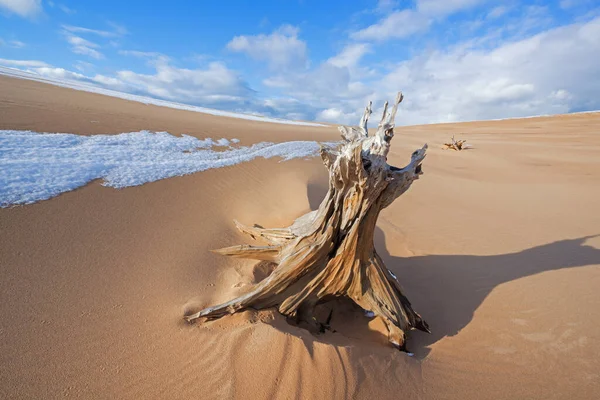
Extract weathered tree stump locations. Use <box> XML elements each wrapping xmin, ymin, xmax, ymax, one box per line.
<box><xmin>185</xmin><ymin>92</ymin><xmax>430</xmax><ymax>350</ymax></box>
<box><xmin>443</xmin><ymin>135</ymin><xmax>471</xmax><ymax>150</ymax></box>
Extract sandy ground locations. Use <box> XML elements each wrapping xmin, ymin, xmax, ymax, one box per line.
<box><xmin>1</xmin><ymin>75</ymin><xmax>600</xmax><ymax>399</ymax></box>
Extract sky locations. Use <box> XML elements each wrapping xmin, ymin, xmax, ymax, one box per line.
<box><xmin>0</xmin><ymin>0</ymin><xmax>599</xmax><ymax>125</ymax></box>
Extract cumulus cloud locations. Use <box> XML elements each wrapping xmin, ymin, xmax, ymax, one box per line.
<box><xmin>0</xmin><ymin>0</ymin><xmax>42</xmax><ymax>18</ymax></box>
<box><xmin>227</xmin><ymin>25</ymin><xmax>307</xmax><ymax>69</ymax></box>
<box><xmin>24</xmin><ymin>57</ymin><xmax>253</xmax><ymax>110</ymax></box>
<box><xmin>316</xmin><ymin>108</ymin><xmax>360</xmax><ymax>125</ymax></box>
<box><xmin>261</xmin><ymin>53</ymin><xmax>374</xmax><ymax>124</ymax></box>
<box><xmin>114</xmin><ymin>60</ymin><xmax>253</xmax><ymax>105</ymax></box>
<box><xmin>372</xmin><ymin>16</ymin><xmax>600</xmax><ymax>124</ymax></box>
<box><xmin>261</xmin><ymin>16</ymin><xmax>600</xmax><ymax>125</ymax></box>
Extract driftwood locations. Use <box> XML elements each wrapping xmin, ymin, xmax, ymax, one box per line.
<box><xmin>185</xmin><ymin>92</ymin><xmax>430</xmax><ymax>350</ymax></box>
<box><xmin>443</xmin><ymin>135</ymin><xmax>471</xmax><ymax>150</ymax></box>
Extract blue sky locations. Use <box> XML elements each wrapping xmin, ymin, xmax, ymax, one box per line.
<box><xmin>0</xmin><ymin>0</ymin><xmax>599</xmax><ymax>125</ymax></box>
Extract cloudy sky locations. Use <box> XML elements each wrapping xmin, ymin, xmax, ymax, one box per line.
<box><xmin>0</xmin><ymin>0</ymin><xmax>599</xmax><ymax>125</ymax></box>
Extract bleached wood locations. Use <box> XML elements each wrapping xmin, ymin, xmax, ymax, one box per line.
<box><xmin>186</xmin><ymin>92</ymin><xmax>430</xmax><ymax>350</ymax></box>
<box><xmin>358</xmin><ymin>101</ymin><xmax>372</xmax><ymax>136</ymax></box>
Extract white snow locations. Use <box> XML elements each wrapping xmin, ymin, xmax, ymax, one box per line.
<box><xmin>0</xmin><ymin>130</ymin><xmax>337</xmax><ymax>207</ymax></box>
<box><xmin>0</xmin><ymin>66</ymin><xmax>326</xmax><ymax>127</ymax></box>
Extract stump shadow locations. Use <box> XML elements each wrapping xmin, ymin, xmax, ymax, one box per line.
<box><xmin>375</xmin><ymin>229</ymin><xmax>600</xmax><ymax>358</ymax></box>
<box><xmin>307</xmin><ymin>180</ymin><xmax>600</xmax><ymax>358</ymax></box>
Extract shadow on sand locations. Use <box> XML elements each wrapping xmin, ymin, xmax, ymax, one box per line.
<box><xmin>375</xmin><ymin>228</ymin><xmax>600</xmax><ymax>358</ymax></box>
<box><xmin>302</xmin><ymin>181</ymin><xmax>600</xmax><ymax>358</ymax></box>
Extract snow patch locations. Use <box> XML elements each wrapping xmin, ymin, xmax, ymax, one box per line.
<box><xmin>0</xmin><ymin>130</ymin><xmax>337</xmax><ymax>207</ymax></box>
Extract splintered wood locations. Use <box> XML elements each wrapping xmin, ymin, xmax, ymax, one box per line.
<box><xmin>185</xmin><ymin>92</ymin><xmax>430</xmax><ymax>350</ymax></box>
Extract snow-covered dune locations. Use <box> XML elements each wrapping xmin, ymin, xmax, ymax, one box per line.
<box><xmin>0</xmin><ymin>130</ymin><xmax>335</xmax><ymax>206</ymax></box>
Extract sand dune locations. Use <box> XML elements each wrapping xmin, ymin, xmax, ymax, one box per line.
<box><xmin>1</xmin><ymin>75</ymin><xmax>600</xmax><ymax>399</ymax></box>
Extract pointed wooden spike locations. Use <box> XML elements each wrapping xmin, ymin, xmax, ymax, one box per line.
<box><xmin>379</xmin><ymin>100</ymin><xmax>389</xmax><ymax>125</ymax></box>
<box><xmin>387</xmin><ymin>91</ymin><xmax>404</xmax><ymax>126</ymax></box>
<box><xmin>233</xmin><ymin>220</ymin><xmax>295</xmax><ymax>244</ymax></box>
<box><xmin>359</xmin><ymin>101</ymin><xmax>373</xmax><ymax>137</ymax></box>
<box><xmin>212</xmin><ymin>245</ymin><xmax>281</xmax><ymax>262</ymax></box>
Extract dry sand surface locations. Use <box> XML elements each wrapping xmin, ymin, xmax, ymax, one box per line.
<box><xmin>1</xmin><ymin>75</ymin><xmax>600</xmax><ymax>399</ymax></box>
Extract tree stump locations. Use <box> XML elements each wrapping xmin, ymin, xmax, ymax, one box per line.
<box><xmin>185</xmin><ymin>92</ymin><xmax>430</xmax><ymax>350</ymax></box>
<box><xmin>443</xmin><ymin>135</ymin><xmax>471</xmax><ymax>150</ymax></box>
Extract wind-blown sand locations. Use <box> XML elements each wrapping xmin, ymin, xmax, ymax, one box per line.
<box><xmin>1</xmin><ymin>74</ymin><xmax>600</xmax><ymax>399</ymax></box>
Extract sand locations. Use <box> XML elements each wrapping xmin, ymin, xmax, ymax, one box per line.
<box><xmin>1</xmin><ymin>74</ymin><xmax>600</xmax><ymax>399</ymax></box>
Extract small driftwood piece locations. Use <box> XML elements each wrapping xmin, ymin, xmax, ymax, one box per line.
<box><xmin>185</xmin><ymin>92</ymin><xmax>430</xmax><ymax>350</ymax></box>
<box><xmin>443</xmin><ymin>135</ymin><xmax>471</xmax><ymax>150</ymax></box>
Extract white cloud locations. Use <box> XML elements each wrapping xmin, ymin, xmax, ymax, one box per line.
<box><xmin>61</xmin><ymin>24</ymin><xmax>123</xmax><ymax>38</ymax></box>
<box><xmin>65</xmin><ymin>35</ymin><xmax>103</xmax><ymax>59</ymax></box>
<box><xmin>31</xmin><ymin>66</ymin><xmax>87</xmax><ymax>81</ymax></box>
<box><xmin>487</xmin><ymin>5</ymin><xmax>508</xmax><ymax>19</ymax></box>
<box><xmin>261</xmin><ymin>16</ymin><xmax>600</xmax><ymax>125</ymax></box>
<box><xmin>227</xmin><ymin>25</ymin><xmax>307</xmax><ymax>69</ymax></box>
<box><xmin>373</xmin><ymin>16</ymin><xmax>600</xmax><ymax>124</ymax></box>
<box><xmin>261</xmin><ymin>56</ymin><xmax>375</xmax><ymax>125</ymax></box>
<box><xmin>559</xmin><ymin>0</ymin><xmax>594</xmax><ymax>9</ymax></box>
<box><xmin>112</xmin><ymin>60</ymin><xmax>252</xmax><ymax>105</ymax></box>
<box><xmin>119</xmin><ymin>50</ymin><xmax>164</xmax><ymax>59</ymax></box>
<box><xmin>351</xmin><ymin>9</ymin><xmax>430</xmax><ymax>41</ymax></box>
<box><xmin>376</xmin><ymin>0</ymin><xmax>398</xmax><ymax>12</ymax></box>
<box><xmin>107</xmin><ymin>22</ymin><xmax>128</xmax><ymax>36</ymax></box>
<box><xmin>327</xmin><ymin>43</ymin><xmax>371</xmax><ymax>68</ymax></box>
<box><xmin>316</xmin><ymin>108</ymin><xmax>359</xmax><ymax>125</ymax></box>
<box><xmin>0</xmin><ymin>0</ymin><xmax>42</xmax><ymax>18</ymax></box>
<box><xmin>61</xmin><ymin>24</ymin><xmax>126</xmax><ymax>60</ymax></box>
<box><xmin>1</xmin><ymin>55</ymin><xmax>257</xmax><ymax>114</ymax></box>
<box><xmin>352</xmin><ymin>0</ymin><xmax>487</xmax><ymax>41</ymax></box>
<box><xmin>58</xmin><ymin>3</ymin><xmax>75</xmax><ymax>14</ymax></box>
<box><xmin>9</xmin><ymin>39</ymin><xmax>26</xmax><ymax>48</ymax></box>
<box><xmin>0</xmin><ymin>58</ymin><xmax>49</xmax><ymax>67</ymax></box>
<box><xmin>73</xmin><ymin>60</ymin><xmax>94</xmax><ymax>72</ymax></box>
<box><xmin>0</xmin><ymin>38</ymin><xmax>25</xmax><ymax>48</ymax></box>
<box><xmin>66</xmin><ymin>36</ymin><xmax>98</xmax><ymax>48</ymax></box>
